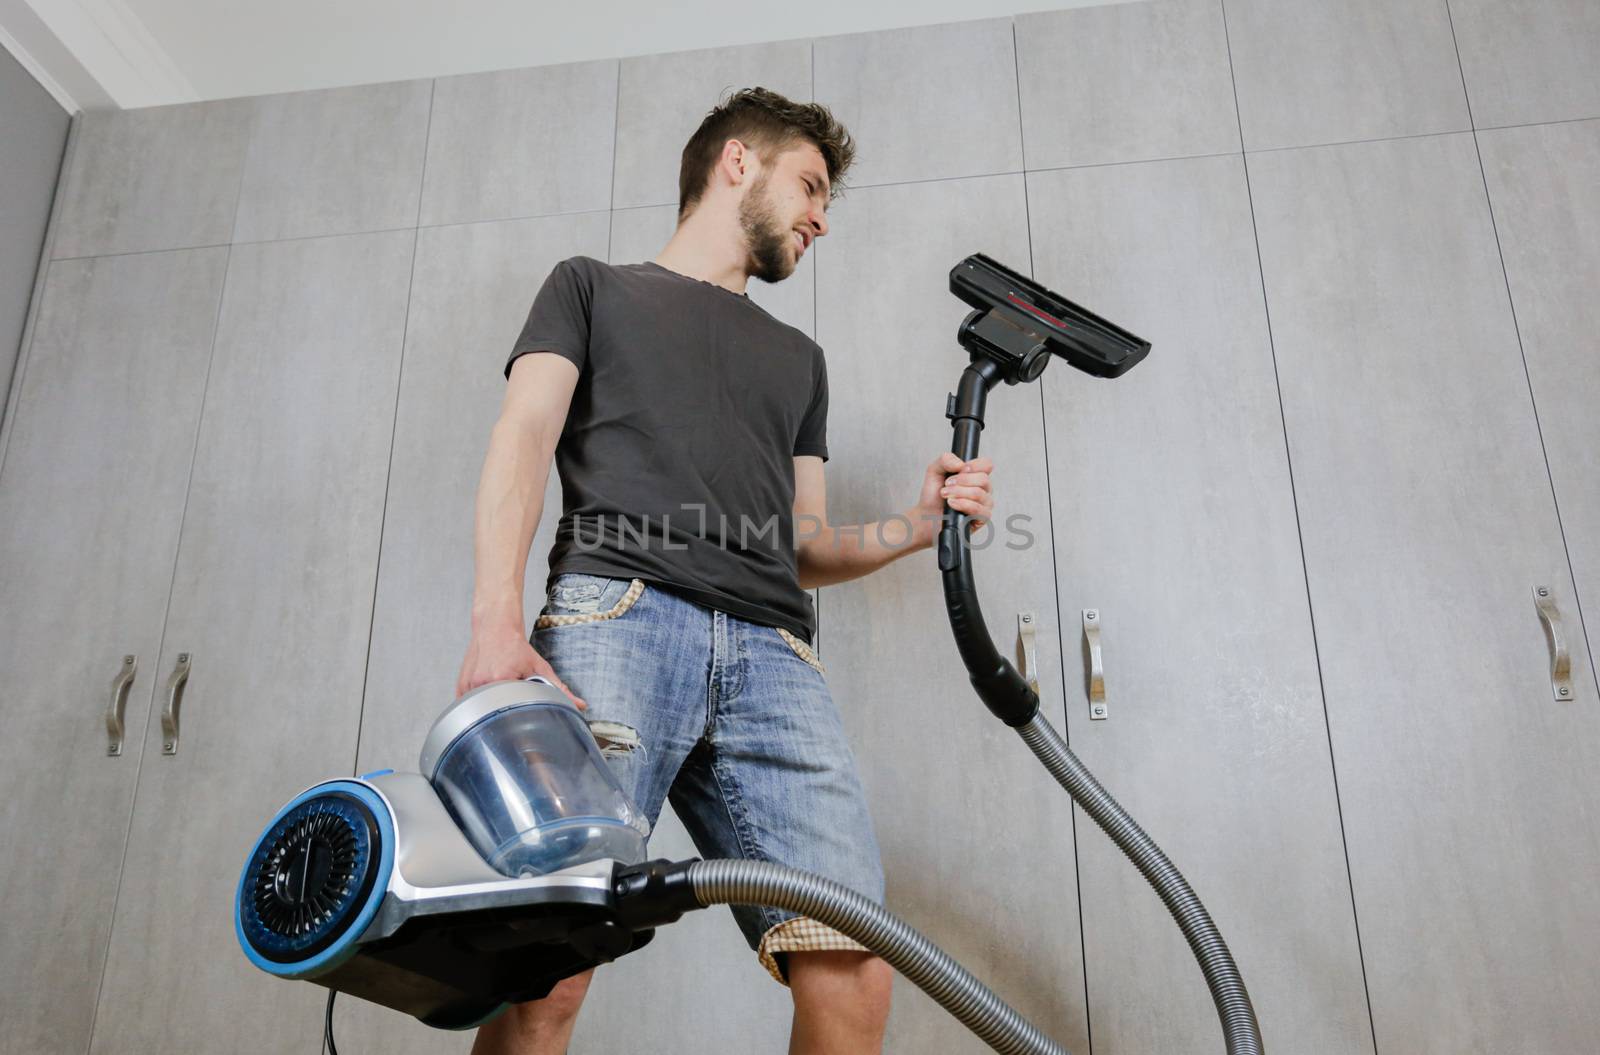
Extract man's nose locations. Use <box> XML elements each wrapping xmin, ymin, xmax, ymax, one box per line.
<box><xmin>809</xmin><ymin>209</ymin><xmax>828</xmax><ymax>240</ymax></box>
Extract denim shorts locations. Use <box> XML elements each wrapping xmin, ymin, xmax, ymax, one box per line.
<box><xmin>530</xmin><ymin>571</ymin><xmax>885</xmax><ymax>982</ymax></box>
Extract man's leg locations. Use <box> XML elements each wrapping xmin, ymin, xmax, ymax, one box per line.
<box><xmin>668</xmin><ymin>613</ymin><xmax>890</xmax><ymax>1050</ymax></box>
<box><xmin>476</xmin><ymin>576</ymin><xmax>708</xmax><ymax>1054</ymax></box>
<box><xmin>787</xmin><ymin>951</ymin><xmax>894</xmax><ymax>1055</ymax></box>
<box><xmin>469</xmin><ymin>969</ymin><xmax>594</xmax><ymax>1055</ymax></box>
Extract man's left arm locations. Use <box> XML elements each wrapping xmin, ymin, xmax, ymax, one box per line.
<box><xmin>792</xmin><ymin>452</ymin><xmax>994</xmax><ymax>590</ymax></box>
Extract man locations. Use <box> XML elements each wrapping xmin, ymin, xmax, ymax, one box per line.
<box><xmin>458</xmin><ymin>87</ymin><xmax>995</xmax><ymax>1054</ymax></box>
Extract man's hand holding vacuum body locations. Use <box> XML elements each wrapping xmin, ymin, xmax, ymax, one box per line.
<box><xmin>456</xmin><ymin>352</ymin><xmax>995</xmax><ymax>706</ymax></box>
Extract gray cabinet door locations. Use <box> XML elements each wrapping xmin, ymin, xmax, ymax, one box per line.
<box><xmin>596</xmin><ymin>213</ymin><xmax>803</xmax><ymax>1050</ymax></box>
<box><xmin>816</xmin><ymin>174</ymin><xmax>1089</xmax><ymax>1054</ymax></box>
<box><xmin>1250</xmin><ymin>132</ymin><xmax>1600</xmax><ymax>1053</ymax></box>
<box><xmin>87</xmin><ymin>231</ymin><xmax>415</xmax><ymax>1054</ymax></box>
<box><xmin>1029</xmin><ymin>156</ymin><xmax>1372</xmax><ymax>1054</ymax></box>
<box><xmin>0</xmin><ymin>248</ymin><xmax>224</xmax><ymax>1055</ymax></box>
<box><xmin>341</xmin><ymin>212</ymin><xmax>608</xmax><ymax>1053</ymax></box>
<box><xmin>352</xmin><ymin>213</ymin><xmax>609</xmax><ymax>778</ymax></box>
<box><xmin>1477</xmin><ymin>120</ymin><xmax>1600</xmax><ymax>698</ymax></box>
<box><xmin>346</xmin><ymin>210</ymin><xmax>804</xmax><ymax>1054</ymax></box>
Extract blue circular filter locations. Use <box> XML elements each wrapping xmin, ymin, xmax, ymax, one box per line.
<box><xmin>235</xmin><ymin>782</ymin><xmax>393</xmax><ymax>977</ymax></box>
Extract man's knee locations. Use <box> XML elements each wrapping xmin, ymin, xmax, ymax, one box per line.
<box><xmin>788</xmin><ymin>951</ymin><xmax>893</xmax><ymax>1012</ymax></box>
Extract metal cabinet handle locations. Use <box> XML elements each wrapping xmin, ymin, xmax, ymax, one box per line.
<box><xmin>1534</xmin><ymin>586</ymin><xmax>1573</xmax><ymax>701</ymax></box>
<box><xmin>106</xmin><ymin>655</ymin><xmax>136</xmax><ymax>757</ymax></box>
<box><xmin>161</xmin><ymin>652</ymin><xmax>191</xmax><ymax>755</ymax></box>
<box><xmin>1015</xmin><ymin>612</ymin><xmax>1040</xmax><ymax>695</ymax></box>
<box><xmin>1083</xmin><ymin>609</ymin><xmax>1106</xmax><ymax>720</ymax></box>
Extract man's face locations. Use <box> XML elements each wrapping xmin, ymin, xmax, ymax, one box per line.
<box><xmin>738</xmin><ymin>142</ymin><xmax>831</xmax><ymax>284</ymax></box>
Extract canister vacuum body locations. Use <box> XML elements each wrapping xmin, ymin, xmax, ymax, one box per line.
<box><xmin>234</xmin><ymin>678</ymin><xmax>659</xmax><ymax>1029</ymax></box>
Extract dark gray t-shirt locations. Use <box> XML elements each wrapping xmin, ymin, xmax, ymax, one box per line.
<box><xmin>507</xmin><ymin>256</ymin><xmax>828</xmax><ymax>642</ymax></box>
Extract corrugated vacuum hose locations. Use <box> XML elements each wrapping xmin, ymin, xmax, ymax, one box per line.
<box><xmin>687</xmin><ymin>711</ymin><xmax>1265</xmax><ymax>1055</ymax></box>
<box><xmin>688</xmin><ymin>858</ymin><xmax>1069</xmax><ymax>1055</ymax></box>
<box><xmin>1017</xmin><ymin>714</ymin><xmax>1264</xmax><ymax>1055</ymax></box>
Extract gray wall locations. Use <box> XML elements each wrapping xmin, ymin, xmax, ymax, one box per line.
<box><xmin>3</xmin><ymin>1</ymin><xmax>1599</xmax><ymax>1053</ymax></box>
<box><xmin>0</xmin><ymin>44</ymin><xmax>70</xmax><ymax>436</ymax></box>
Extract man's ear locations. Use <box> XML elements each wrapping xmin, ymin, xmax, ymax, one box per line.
<box><xmin>719</xmin><ymin>138</ymin><xmax>751</xmax><ymax>188</ymax></box>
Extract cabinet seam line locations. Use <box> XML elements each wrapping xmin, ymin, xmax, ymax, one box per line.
<box><xmin>1015</xmin><ymin>17</ymin><xmax>1095</xmax><ymax>1053</ymax></box>
<box><xmin>352</xmin><ymin>81</ymin><xmax>435</xmax><ymax>775</ymax></box>
<box><xmin>606</xmin><ymin>60</ymin><xmax>621</xmax><ymax>262</ymax></box>
<box><xmin>1442</xmin><ymin>0</ymin><xmax>1598</xmax><ymax>693</ymax></box>
<box><xmin>1220</xmin><ymin>0</ymin><xmax>1382</xmax><ymax>1050</ymax></box>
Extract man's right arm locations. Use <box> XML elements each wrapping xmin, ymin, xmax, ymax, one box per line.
<box><xmin>456</xmin><ymin>351</ymin><xmax>584</xmax><ymax>703</ymax></box>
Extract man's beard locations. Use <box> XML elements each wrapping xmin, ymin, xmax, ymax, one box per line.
<box><xmin>739</xmin><ymin>173</ymin><xmax>797</xmax><ymax>284</ymax></box>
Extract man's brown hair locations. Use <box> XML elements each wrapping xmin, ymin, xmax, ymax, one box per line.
<box><xmin>677</xmin><ymin>87</ymin><xmax>855</xmax><ymax>220</ymax></box>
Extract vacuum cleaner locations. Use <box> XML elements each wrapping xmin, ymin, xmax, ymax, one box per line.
<box><xmin>235</xmin><ymin>253</ymin><xmax>1263</xmax><ymax>1054</ymax></box>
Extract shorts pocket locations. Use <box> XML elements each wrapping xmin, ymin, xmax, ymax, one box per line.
<box><xmin>535</xmin><ymin>575</ymin><xmax>646</xmax><ymax>629</ymax></box>
<box><xmin>775</xmin><ymin>627</ymin><xmax>826</xmax><ymax>676</ymax></box>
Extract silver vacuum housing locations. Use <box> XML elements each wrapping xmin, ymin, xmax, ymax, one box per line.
<box><xmin>234</xmin><ymin>679</ymin><xmax>654</xmax><ymax>1028</ymax></box>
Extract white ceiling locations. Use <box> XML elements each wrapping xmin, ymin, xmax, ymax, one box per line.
<box><xmin>1</xmin><ymin>0</ymin><xmax>1136</xmax><ymax>112</ymax></box>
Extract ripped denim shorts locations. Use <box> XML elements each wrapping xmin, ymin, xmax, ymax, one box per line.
<box><xmin>531</xmin><ymin>571</ymin><xmax>884</xmax><ymax>983</ymax></box>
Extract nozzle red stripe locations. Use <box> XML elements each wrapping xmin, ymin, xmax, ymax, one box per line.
<box><xmin>1006</xmin><ymin>292</ymin><xmax>1069</xmax><ymax>330</ymax></box>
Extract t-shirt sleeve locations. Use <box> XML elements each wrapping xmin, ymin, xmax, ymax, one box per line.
<box><xmin>793</xmin><ymin>347</ymin><xmax>829</xmax><ymax>462</ymax></box>
<box><xmin>505</xmin><ymin>258</ymin><xmax>592</xmax><ymax>379</ymax></box>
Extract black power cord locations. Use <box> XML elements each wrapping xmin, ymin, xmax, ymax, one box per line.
<box><xmin>324</xmin><ymin>989</ymin><xmax>339</xmax><ymax>1055</ymax></box>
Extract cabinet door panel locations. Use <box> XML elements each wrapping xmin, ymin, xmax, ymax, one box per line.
<box><xmin>232</xmin><ymin>81</ymin><xmax>431</xmax><ymax>244</ymax></box>
<box><xmin>1251</xmin><ymin>132</ymin><xmax>1600</xmax><ymax>1054</ymax></box>
<box><xmin>0</xmin><ymin>248</ymin><xmax>224</xmax><ymax>1055</ymax></box>
<box><xmin>1450</xmin><ymin>1</ymin><xmax>1600</xmax><ymax>128</ymax></box>
<box><xmin>1030</xmin><ymin>156</ymin><xmax>1371</xmax><ymax>1054</ymax></box>
<box><xmin>813</xmin><ymin>19</ymin><xmax>1023</xmax><ymax>188</ymax></box>
<box><xmin>559</xmin><ymin>210</ymin><xmax>800</xmax><ymax>1050</ymax></box>
<box><xmin>816</xmin><ymin>174</ymin><xmax>1087</xmax><ymax>1054</ymax></box>
<box><xmin>1015</xmin><ymin>0</ymin><xmax>1238</xmax><ymax>170</ymax></box>
<box><xmin>613</xmin><ymin>41</ymin><xmax>810</xmax><ymax>210</ymax></box>
<box><xmin>1478</xmin><ymin>120</ymin><xmax>1600</xmax><ymax>695</ymax></box>
<box><xmin>343</xmin><ymin>211</ymin><xmax>610</xmax><ymax>1054</ymax></box>
<box><xmin>88</xmin><ymin>231</ymin><xmax>414</xmax><ymax>1054</ymax></box>
<box><xmin>354</xmin><ymin>212</ymin><xmax>609</xmax><ymax>775</ymax></box>
<box><xmin>1224</xmin><ymin>0</ymin><xmax>1469</xmax><ymax>151</ymax></box>
<box><xmin>51</xmin><ymin>103</ymin><xmax>251</xmax><ymax>260</ymax></box>
<box><xmin>421</xmin><ymin>61</ymin><xmax>617</xmax><ymax>226</ymax></box>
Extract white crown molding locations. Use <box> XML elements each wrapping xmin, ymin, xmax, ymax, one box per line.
<box><xmin>0</xmin><ymin>0</ymin><xmax>93</xmax><ymax>110</ymax></box>
<box><xmin>1</xmin><ymin>0</ymin><xmax>196</xmax><ymax>110</ymax></box>
<box><xmin>0</xmin><ymin>19</ymin><xmax>78</xmax><ymax>111</ymax></box>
